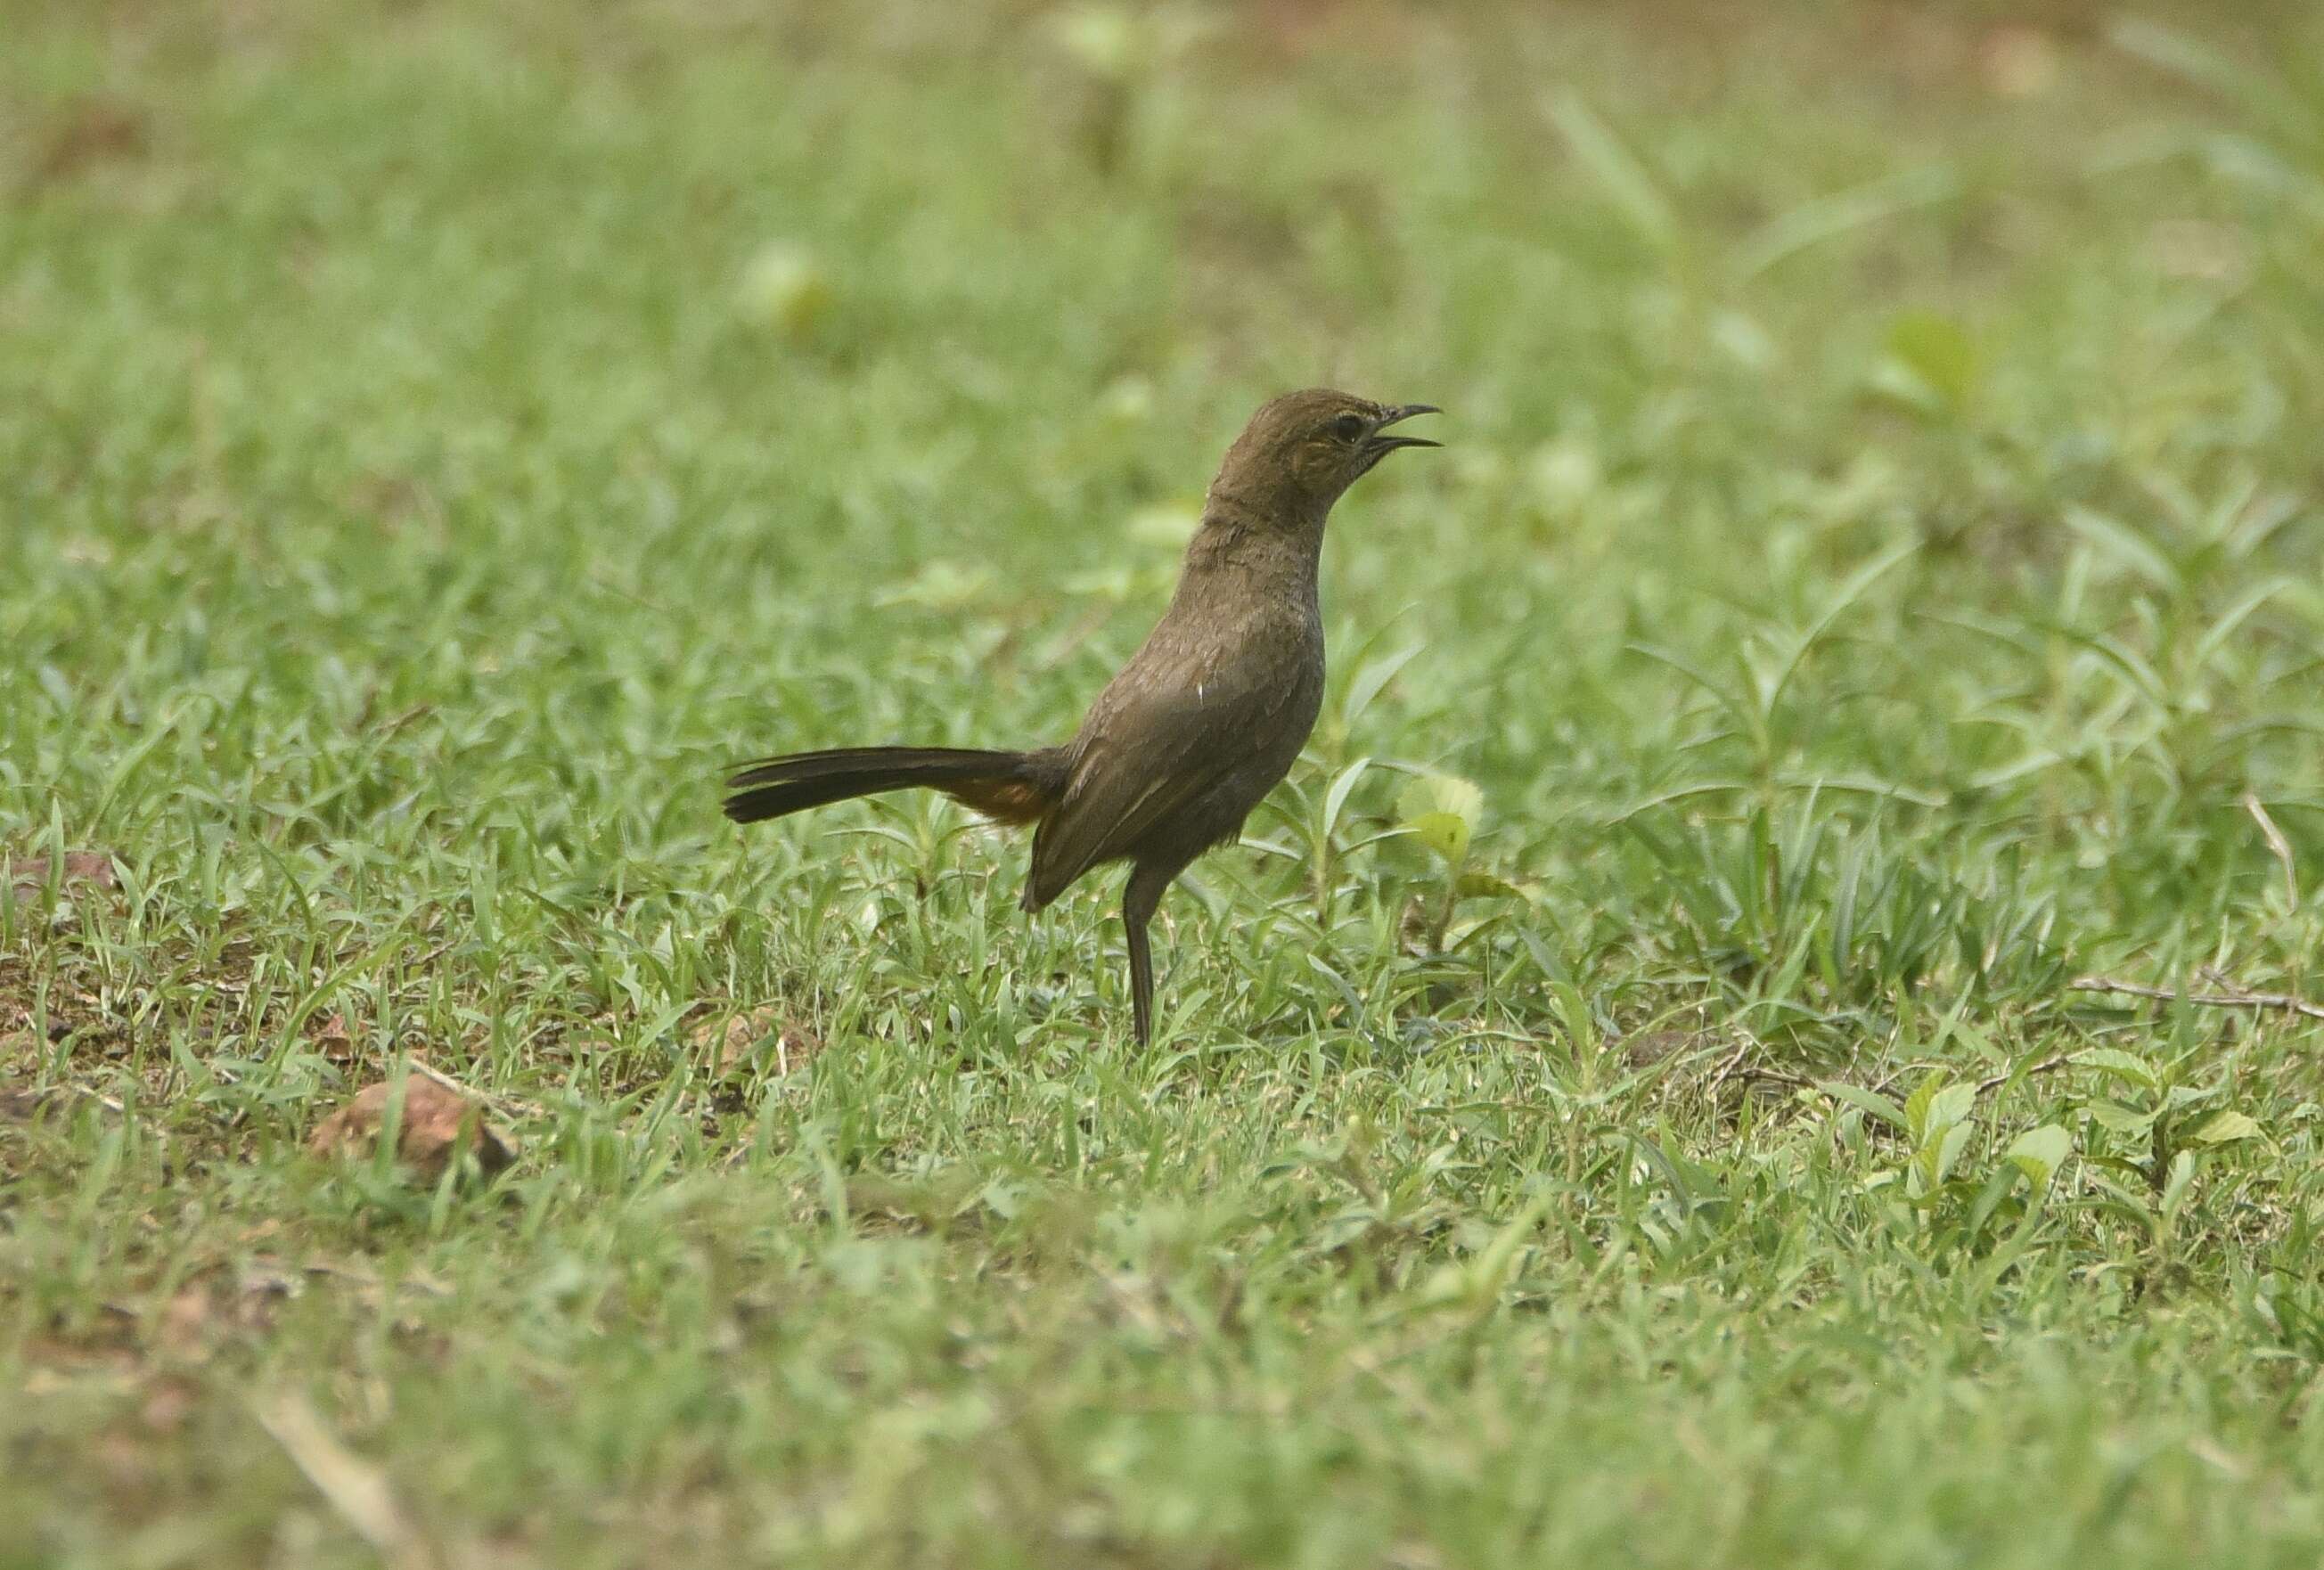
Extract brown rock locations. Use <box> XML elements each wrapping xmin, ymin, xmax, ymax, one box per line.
<box><xmin>307</xmin><ymin>1075</ymin><xmax>515</xmax><ymax>1182</ymax></box>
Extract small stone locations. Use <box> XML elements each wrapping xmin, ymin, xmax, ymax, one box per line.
<box><xmin>307</xmin><ymin>1075</ymin><xmax>515</xmax><ymax>1182</ymax></box>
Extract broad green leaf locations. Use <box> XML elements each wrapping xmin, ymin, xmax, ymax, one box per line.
<box><xmin>1903</xmin><ymin>1071</ymin><xmax>1947</xmax><ymax>1143</ymax></box>
<box><xmin>2074</xmin><ymin>1048</ymin><xmax>2158</xmax><ymax>1091</ymax></box>
<box><xmin>1927</xmin><ymin>1083</ymin><xmax>1976</xmax><ymax>1137</ymax></box>
<box><xmin>1909</xmin><ymin>1118</ymin><xmax>1975</xmax><ymax>1198</ymax></box>
<box><xmin>2085</xmin><ymin>1100</ymin><xmax>2157</xmax><ymax>1135</ymax></box>
<box><xmin>2189</xmin><ymin>1109</ymin><xmax>2263</xmax><ymax>1146</ymax></box>
<box><xmin>2005</xmin><ymin>1124</ymin><xmax>2073</xmax><ymax>1190</ymax></box>
<box><xmin>1406</xmin><ymin>814</ymin><xmax>1470</xmax><ymax>865</ymax></box>
<box><xmin>1399</xmin><ymin>774</ymin><xmax>1484</xmax><ymax>865</ymax></box>
<box><xmin>1399</xmin><ymin>772</ymin><xmax>1484</xmax><ymax>827</ymax></box>
<box><xmin>1454</xmin><ymin>870</ymin><xmax>1529</xmax><ymax>901</ymax></box>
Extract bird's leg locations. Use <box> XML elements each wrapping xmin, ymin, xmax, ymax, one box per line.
<box><xmin>1122</xmin><ymin>863</ymin><xmax>1173</xmax><ymax>1048</ymax></box>
<box><xmin>1125</xmin><ymin>918</ymin><xmax>1152</xmax><ymax>1049</ymax></box>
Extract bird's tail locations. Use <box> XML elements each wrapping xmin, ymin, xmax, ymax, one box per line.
<box><xmin>722</xmin><ymin>746</ymin><xmax>1063</xmax><ymax>826</ymax></box>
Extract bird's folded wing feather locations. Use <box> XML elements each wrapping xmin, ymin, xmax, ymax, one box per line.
<box><xmin>1025</xmin><ymin>677</ymin><xmax>1281</xmax><ymax>906</ymax></box>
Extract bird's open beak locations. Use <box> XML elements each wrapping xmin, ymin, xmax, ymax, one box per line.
<box><xmin>1363</xmin><ymin>404</ymin><xmax>1443</xmax><ymax>458</ymax></box>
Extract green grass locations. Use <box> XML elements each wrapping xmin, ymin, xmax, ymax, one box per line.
<box><xmin>7</xmin><ymin>2</ymin><xmax>2324</xmax><ymax>1564</ymax></box>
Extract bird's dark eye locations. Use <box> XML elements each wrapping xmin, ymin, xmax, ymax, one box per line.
<box><xmin>1331</xmin><ymin>413</ymin><xmax>1367</xmax><ymax>442</ymax></box>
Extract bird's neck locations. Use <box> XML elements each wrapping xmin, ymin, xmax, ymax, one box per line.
<box><xmin>1182</xmin><ymin>491</ymin><xmax>1328</xmax><ymax>593</ymax></box>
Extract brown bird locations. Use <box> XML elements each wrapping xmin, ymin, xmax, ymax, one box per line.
<box><xmin>724</xmin><ymin>388</ymin><xmax>1440</xmax><ymax>1045</ymax></box>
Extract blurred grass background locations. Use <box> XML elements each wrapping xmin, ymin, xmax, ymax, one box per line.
<box><xmin>6</xmin><ymin>2</ymin><xmax>2324</xmax><ymax>1566</ymax></box>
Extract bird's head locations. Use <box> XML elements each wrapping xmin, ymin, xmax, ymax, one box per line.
<box><xmin>1211</xmin><ymin>388</ymin><xmax>1441</xmax><ymax>518</ymax></box>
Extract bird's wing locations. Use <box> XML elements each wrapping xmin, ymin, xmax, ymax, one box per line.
<box><xmin>1023</xmin><ymin>674</ymin><xmax>1281</xmax><ymax>909</ymax></box>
